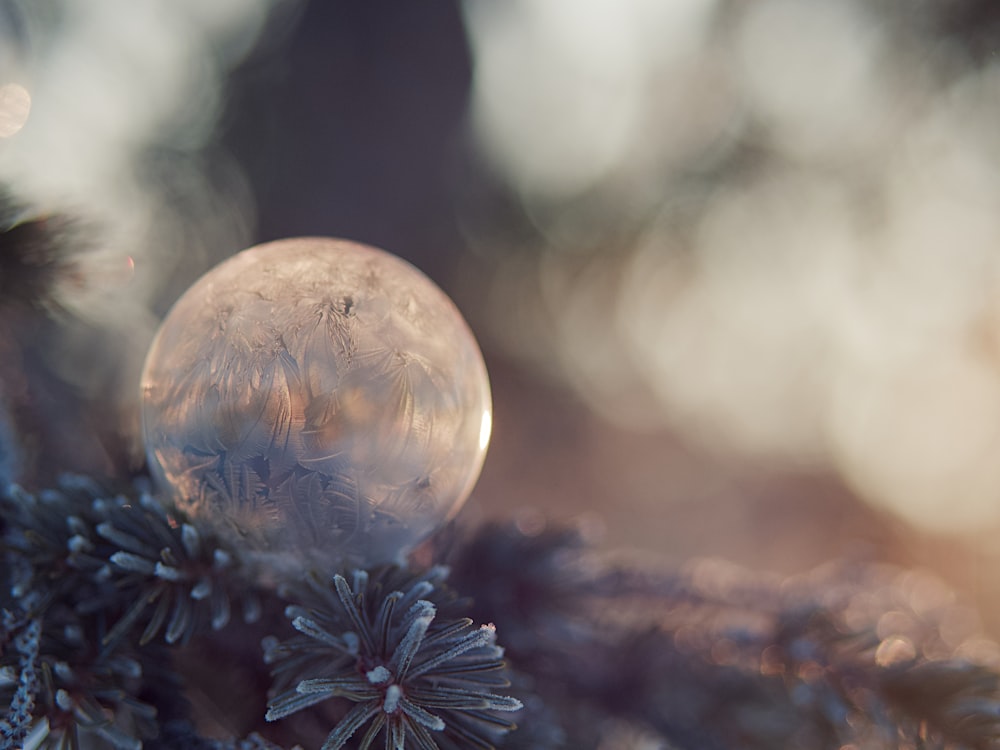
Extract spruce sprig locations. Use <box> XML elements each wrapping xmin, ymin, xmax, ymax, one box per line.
<box><xmin>2</xmin><ymin>476</ymin><xmax>262</xmax><ymax>651</ymax></box>
<box><xmin>1</xmin><ymin>476</ymin><xmax>266</xmax><ymax>749</ymax></box>
<box><xmin>265</xmin><ymin>566</ymin><xmax>522</xmax><ymax>750</ymax></box>
<box><xmin>451</xmin><ymin>522</ymin><xmax>1000</xmax><ymax>749</ymax></box>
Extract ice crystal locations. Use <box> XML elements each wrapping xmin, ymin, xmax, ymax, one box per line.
<box><xmin>140</xmin><ymin>238</ymin><xmax>492</xmax><ymax>569</ymax></box>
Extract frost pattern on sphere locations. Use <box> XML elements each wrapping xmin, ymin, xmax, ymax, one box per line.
<box><xmin>140</xmin><ymin>238</ymin><xmax>491</xmax><ymax>567</ymax></box>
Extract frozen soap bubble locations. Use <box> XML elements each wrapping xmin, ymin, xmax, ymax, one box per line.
<box><xmin>140</xmin><ymin>237</ymin><xmax>491</xmax><ymax>568</ymax></box>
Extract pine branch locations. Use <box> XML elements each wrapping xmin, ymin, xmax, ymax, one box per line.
<box><xmin>450</xmin><ymin>522</ymin><xmax>1000</xmax><ymax>749</ymax></box>
<box><xmin>265</xmin><ymin>566</ymin><xmax>522</xmax><ymax>750</ymax></box>
<box><xmin>9</xmin><ymin>474</ymin><xmax>1000</xmax><ymax>749</ymax></box>
<box><xmin>0</xmin><ymin>599</ymin><xmax>162</xmax><ymax>750</ymax></box>
<box><xmin>1</xmin><ymin>476</ymin><xmax>269</xmax><ymax>749</ymax></box>
<box><xmin>4</xmin><ymin>476</ymin><xmax>263</xmax><ymax>645</ymax></box>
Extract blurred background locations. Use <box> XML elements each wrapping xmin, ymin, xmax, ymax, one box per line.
<box><xmin>4</xmin><ymin>0</ymin><xmax>1000</xmax><ymax>630</ymax></box>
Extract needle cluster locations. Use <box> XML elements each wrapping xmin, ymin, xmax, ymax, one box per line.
<box><xmin>265</xmin><ymin>566</ymin><xmax>521</xmax><ymax>749</ymax></box>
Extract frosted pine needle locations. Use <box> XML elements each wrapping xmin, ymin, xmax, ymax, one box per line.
<box><xmin>265</xmin><ymin>566</ymin><xmax>522</xmax><ymax>750</ymax></box>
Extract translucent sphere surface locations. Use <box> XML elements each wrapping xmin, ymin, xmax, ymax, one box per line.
<box><xmin>141</xmin><ymin>238</ymin><xmax>491</xmax><ymax>567</ymax></box>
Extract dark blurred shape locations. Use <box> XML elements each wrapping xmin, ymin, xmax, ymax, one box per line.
<box><xmin>0</xmin><ymin>196</ymin><xmax>81</xmax><ymax>314</ymax></box>
<box><xmin>223</xmin><ymin>0</ymin><xmax>473</xmax><ymax>281</ymax></box>
<box><xmin>925</xmin><ymin>0</ymin><xmax>1000</xmax><ymax>62</ymax></box>
<box><xmin>0</xmin><ymin>193</ymin><xmax>129</xmax><ymax>486</ymax></box>
<box><xmin>0</xmin><ymin>402</ymin><xmax>16</xmax><ymax>486</ymax></box>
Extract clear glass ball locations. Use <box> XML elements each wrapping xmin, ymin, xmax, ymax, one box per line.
<box><xmin>140</xmin><ymin>237</ymin><xmax>491</xmax><ymax>568</ymax></box>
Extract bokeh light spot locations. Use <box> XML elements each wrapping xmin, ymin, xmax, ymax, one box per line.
<box><xmin>0</xmin><ymin>82</ymin><xmax>30</xmax><ymax>138</ymax></box>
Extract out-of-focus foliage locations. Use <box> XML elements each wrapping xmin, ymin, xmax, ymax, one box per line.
<box><xmin>450</xmin><ymin>522</ymin><xmax>1000</xmax><ymax>749</ymax></box>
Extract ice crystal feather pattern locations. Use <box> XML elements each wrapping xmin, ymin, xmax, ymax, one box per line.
<box><xmin>140</xmin><ymin>238</ymin><xmax>492</xmax><ymax>569</ymax></box>
<box><xmin>265</xmin><ymin>567</ymin><xmax>522</xmax><ymax>749</ymax></box>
